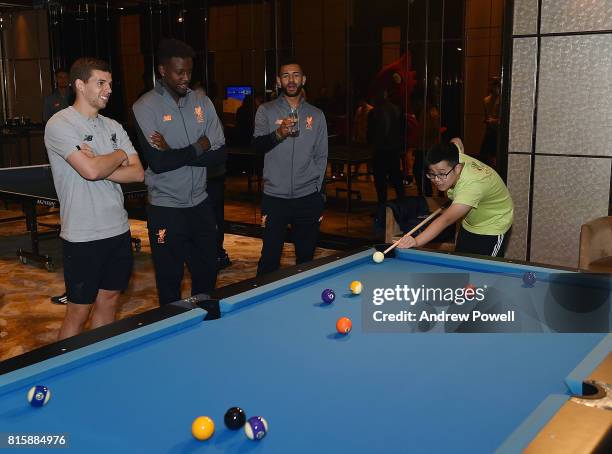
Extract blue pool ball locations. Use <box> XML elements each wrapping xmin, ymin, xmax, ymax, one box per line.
<box><xmin>523</xmin><ymin>272</ymin><xmax>537</xmax><ymax>286</ymax></box>
<box><xmin>27</xmin><ymin>385</ymin><xmax>51</xmax><ymax>407</ymax></box>
<box><xmin>244</xmin><ymin>416</ymin><xmax>268</xmax><ymax>441</ymax></box>
<box><xmin>321</xmin><ymin>288</ymin><xmax>336</xmax><ymax>304</ymax></box>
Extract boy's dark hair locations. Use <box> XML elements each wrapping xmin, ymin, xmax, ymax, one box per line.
<box><xmin>69</xmin><ymin>58</ymin><xmax>110</xmax><ymax>88</ymax></box>
<box><xmin>425</xmin><ymin>142</ymin><xmax>460</xmax><ymax>168</ymax></box>
<box><xmin>157</xmin><ymin>38</ymin><xmax>195</xmax><ymax>65</ymax></box>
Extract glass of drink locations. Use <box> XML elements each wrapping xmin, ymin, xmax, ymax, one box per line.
<box><xmin>288</xmin><ymin>107</ymin><xmax>299</xmax><ymax>137</ymax></box>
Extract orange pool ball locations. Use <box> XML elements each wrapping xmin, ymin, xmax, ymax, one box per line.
<box><xmin>192</xmin><ymin>416</ymin><xmax>215</xmax><ymax>441</ymax></box>
<box><xmin>336</xmin><ymin>317</ymin><xmax>352</xmax><ymax>334</ymax></box>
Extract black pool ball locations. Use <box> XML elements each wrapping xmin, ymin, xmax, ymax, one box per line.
<box><xmin>224</xmin><ymin>407</ymin><xmax>246</xmax><ymax>430</ymax></box>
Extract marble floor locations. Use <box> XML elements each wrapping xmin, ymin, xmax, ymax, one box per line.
<box><xmin>0</xmin><ymin>211</ymin><xmax>336</xmax><ymax>361</ymax></box>
<box><xmin>0</xmin><ymin>162</ymin><xmax>426</xmax><ymax>362</ymax></box>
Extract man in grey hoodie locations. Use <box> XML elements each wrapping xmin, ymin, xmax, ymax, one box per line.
<box><xmin>253</xmin><ymin>61</ymin><xmax>328</xmax><ymax>275</ymax></box>
<box><xmin>132</xmin><ymin>39</ymin><xmax>226</xmax><ymax>305</ymax></box>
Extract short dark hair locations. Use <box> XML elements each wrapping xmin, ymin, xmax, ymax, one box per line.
<box><xmin>278</xmin><ymin>59</ymin><xmax>302</xmax><ymax>75</ymax></box>
<box><xmin>425</xmin><ymin>142</ymin><xmax>460</xmax><ymax>168</ymax></box>
<box><xmin>69</xmin><ymin>58</ymin><xmax>110</xmax><ymax>88</ymax></box>
<box><xmin>157</xmin><ymin>38</ymin><xmax>195</xmax><ymax>65</ymax></box>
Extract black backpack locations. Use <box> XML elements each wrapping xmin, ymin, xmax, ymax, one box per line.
<box><xmin>386</xmin><ymin>197</ymin><xmax>455</xmax><ymax>242</ymax></box>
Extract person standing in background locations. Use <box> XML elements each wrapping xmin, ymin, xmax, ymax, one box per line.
<box><xmin>43</xmin><ymin>68</ymin><xmax>73</xmax><ymax>123</ymax></box>
<box><xmin>368</xmin><ymin>90</ymin><xmax>405</xmax><ymax>226</ymax></box>
<box><xmin>480</xmin><ymin>76</ymin><xmax>500</xmax><ymax>168</ymax></box>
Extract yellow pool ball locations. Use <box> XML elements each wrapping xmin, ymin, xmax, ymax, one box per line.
<box><xmin>192</xmin><ymin>416</ymin><xmax>215</xmax><ymax>441</ymax></box>
<box><xmin>349</xmin><ymin>281</ymin><xmax>362</xmax><ymax>295</ymax></box>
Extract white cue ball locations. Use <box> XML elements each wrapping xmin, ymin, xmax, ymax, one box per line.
<box><xmin>372</xmin><ymin>251</ymin><xmax>384</xmax><ymax>263</ymax></box>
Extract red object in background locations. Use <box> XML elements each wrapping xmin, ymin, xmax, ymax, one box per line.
<box><xmin>369</xmin><ymin>53</ymin><xmax>418</xmax><ymax>146</ymax></box>
<box><xmin>370</xmin><ymin>53</ymin><xmax>417</xmax><ymax>110</ymax></box>
<box><xmin>464</xmin><ymin>284</ymin><xmax>477</xmax><ymax>299</ymax></box>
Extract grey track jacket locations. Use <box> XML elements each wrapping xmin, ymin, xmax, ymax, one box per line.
<box><xmin>253</xmin><ymin>95</ymin><xmax>328</xmax><ymax>199</ymax></box>
<box><xmin>132</xmin><ymin>82</ymin><xmax>226</xmax><ymax>208</ymax></box>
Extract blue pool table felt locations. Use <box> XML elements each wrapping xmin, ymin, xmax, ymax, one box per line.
<box><xmin>0</xmin><ymin>249</ymin><xmax>609</xmax><ymax>453</ymax></box>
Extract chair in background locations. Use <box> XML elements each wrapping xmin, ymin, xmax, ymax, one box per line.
<box><xmin>579</xmin><ymin>216</ymin><xmax>612</xmax><ymax>272</ymax></box>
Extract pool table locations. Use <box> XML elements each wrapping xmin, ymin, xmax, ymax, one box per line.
<box><xmin>0</xmin><ymin>248</ymin><xmax>610</xmax><ymax>453</ymax></box>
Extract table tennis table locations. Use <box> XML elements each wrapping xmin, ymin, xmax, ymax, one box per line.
<box><xmin>0</xmin><ymin>165</ymin><xmax>147</xmax><ymax>271</ymax></box>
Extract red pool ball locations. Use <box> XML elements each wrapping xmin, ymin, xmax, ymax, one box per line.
<box><xmin>464</xmin><ymin>284</ymin><xmax>477</xmax><ymax>297</ymax></box>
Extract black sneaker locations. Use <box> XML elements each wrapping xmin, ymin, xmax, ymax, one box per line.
<box><xmin>217</xmin><ymin>252</ymin><xmax>231</xmax><ymax>270</ymax></box>
<box><xmin>50</xmin><ymin>292</ymin><xmax>68</xmax><ymax>305</ymax></box>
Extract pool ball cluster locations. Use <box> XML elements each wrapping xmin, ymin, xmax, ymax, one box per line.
<box><xmin>25</xmin><ymin>386</ymin><xmax>267</xmax><ymax>444</ymax></box>
<box><xmin>192</xmin><ymin>408</ymin><xmax>268</xmax><ymax>442</ymax></box>
<box><xmin>320</xmin><ymin>280</ymin><xmax>363</xmax><ymax>334</ymax></box>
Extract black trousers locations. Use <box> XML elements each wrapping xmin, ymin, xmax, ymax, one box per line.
<box><xmin>257</xmin><ymin>192</ymin><xmax>324</xmax><ymax>276</ymax></box>
<box><xmin>147</xmin><ymin>199</ymin><xmax>218</xmax><ymax>305</ymax></box>
<box><xmin>413</xmin><ymin>149</ymin><xmax>432</xmax><ymax>196</ymax></box>
<box><xmin>480</xmin><ymin>127</ymin><xmax>498</xmax><ymax>168</ymax></box>
<box><xmin>206</xmin><ymin>175</ymin><xmax>226</xmax><ymax>257</ymax></box>
<box><xmin>455</xmin><ymin>225</ymin><xmax>509</xmax><ymax>258</ymax></box>
<box><xmin>373</xmin><ymin>151</ymin><xmax>404</xmax><ymax>207</ymax></box>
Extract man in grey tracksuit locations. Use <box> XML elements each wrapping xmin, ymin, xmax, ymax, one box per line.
<box><xmin>253</xmin><ymin>61</ymin><xmax>328</xmax><ymax>275</ymax></box>
<box><xmin>132</xmin><ymin>39</ymin><xmax>226</xmax><ymax>305</ymax></box>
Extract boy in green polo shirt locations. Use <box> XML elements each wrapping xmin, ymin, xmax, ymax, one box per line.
<box><xmin>397</xmin><ymin>138</ymin><xmax>513</xmax><ymax>257</ymax></box>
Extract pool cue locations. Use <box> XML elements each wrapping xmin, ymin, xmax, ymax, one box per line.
<box><xmin>383</xmin><ymin>206</ymin><xmax>445</xmax><ymax>255</ymax></box>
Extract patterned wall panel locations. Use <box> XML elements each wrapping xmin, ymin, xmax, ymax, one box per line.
<box><xmin>536</xmin><ymin>35</ymin><xmax>612</xmax><ymax>156</ymax></box>
<box><xmin>530</xmin><ymin>156</ymin><xmax>611</xmax><ymax>267</ymax></box>
<box><xmin>508</xmin><ymin>38</ymin><xmax>537</xmax><ymax>154</ymax></box>
<box><xmin>505</xmin><ymin>154</ymin><xmax>532</xmax><ymax>261</ymax></box>
<box><xmin>541</xmin><ymin>0</ymin><xmax>612</xmax><ymax>34</ymax></box>
<box><xmin>513</xmin><ymin>0</ymin><xmax>538</xmax><ymax>35</ymax></box>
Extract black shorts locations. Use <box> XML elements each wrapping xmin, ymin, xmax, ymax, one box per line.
<box><xmin>455</xmin><ymin>226</ymin><xmax>509</xmax><ymax>258</ymax></box>
<box><xmin>63</xmin><ymin>231</ymin><xmax>133</xmax><ymax>305</ymax></box>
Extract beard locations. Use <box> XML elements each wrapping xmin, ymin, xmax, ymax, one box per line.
<box><xmin>281</xmin><ymin>83</ymin><xmax>303</xmax><ymax>98</ymax></box>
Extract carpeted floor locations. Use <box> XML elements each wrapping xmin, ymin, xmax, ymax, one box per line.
<box><xmin>0</xmin><ymin>211</ymin><xmax>336</xmax><ymax>361</ymax></box>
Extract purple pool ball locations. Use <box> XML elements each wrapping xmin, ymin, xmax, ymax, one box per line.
<box><xmin>244</xmin><ymin>416</ymin><xmax>268</xmax><ymax>441</ymax></box>
<box><xmin>523</xmin><ymin>272</ymin><xmax>536</xmax><ymax>287</ymax></box>
<box><xmin>321</xmin><ymin>288</ymin><xmax>336</xmax><ymax>304</ymax></box>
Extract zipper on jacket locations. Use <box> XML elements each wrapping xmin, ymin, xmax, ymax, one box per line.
<box><xmin>178</xmin><ymin>105</ymin><xmax>195</xmax><ymax>206</ymax></box>
<box><xmin>290</xmin><ymin>104</ymin><xmax>296</xmax><ymax>198</ymax></box>
<box><xmin>290</xmin><ymin>138</ymin><xmax>295</xmax><ymax>198</ymax></box>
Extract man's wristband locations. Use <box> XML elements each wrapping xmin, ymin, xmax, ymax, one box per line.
<box><xmin>274</xmin><ymin>129</ymin><xmax>284</xmax><ymax>142</ymax></box>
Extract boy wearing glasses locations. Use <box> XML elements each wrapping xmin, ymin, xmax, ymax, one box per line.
<box><xmin>398</xmin><ymin>139</ymin><xmax>513</xmax><ymax>257</ymax></box>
